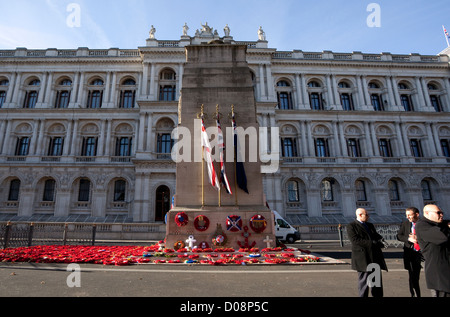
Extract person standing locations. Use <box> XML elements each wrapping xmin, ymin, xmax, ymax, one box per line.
<box><xmin>347</xmin><ymin>208</ymin><xmax>388</xmax><ymax>297</ymax></box>
<box><xmin>397</xmin><ymin>207</ymin><xmax>423</xmax><ymax>297</ymax></box>
<box><xmin>415</xmin><ymin>204</ymin><xmax>450</xmax><ymax>297</ymax></box>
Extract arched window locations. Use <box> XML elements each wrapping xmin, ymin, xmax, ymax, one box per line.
<box><xmin>78</xmin><ymin>178</ymin><xmax>91</xmax><ymax>202</ymax></box>
<box><xmin>388</xmin><ymin>180</ymin><xmax>400</xmax><ymax>201</ymax></box>
<box><xmin>55</xmin><ymin>78</ymin><xmax>72</xmax><ymax>109</ymax></box>
<box><xmin>119</xmin><ymin>78</ymin><xmax>136</xmax><ymax>108</ymax></box>
<box><xmin>23</xmin><ymin>79</ymin><xmax>40</xmax><ymax>109</ymax></box>
<box><xmin>0</xmin><ymin>79</ymin><xmax>9</xmax><ymax>108</ymax></box>
<box><xmin>287</xmin><ymin>180</ymin><xmax>299</xmax><ymax>202</ymax></box>
<box><xmin>159</xmin><ymin>69</ymin><xmax>177</xmax><ymax>101</ymax></box>
<box><xmin>155</xmin><ymin>185</ymin><xmax>170</xmax><ymax>221</ymax></box>
<box><xmin>428</xmin><ymin>83</ymin><xmax>443</xmax><ymax>112</ymax></box>
<box><xmin>8</xmin><ymin>179</ymin><xmax>21</xmax><ymax>201</ymax></box>
<box><xmin>87</xmin><ymin>78</ymin><xmax>104</xmax><ymax>108</ymax></box>
<box><xmin>355</xmin><ymin>180</ymin><xmax>367</xmax><ymax>201</ymax></box>
<box><xmin>114</xmin><ymin>180</ymin><xmax>126</xmax><ymax>202</ymax></box>
<box><xmin>42</xmin><ymin>179</ymin><xmax>56</xmax><ymax>202</ymax></box>
<box><xmin>321</xmin><ymin>179</ymin><xmax>334</xmax><ymax>201</ymax></box>
<box><xmin>276</xmin><ymin>80</ymin><xmax>293</xmax><ymax>110</ymax></box>
<box><xmin>421</xmin><ymin>180</ymin><xmax>432</xmax><ymax>201</ymax></box>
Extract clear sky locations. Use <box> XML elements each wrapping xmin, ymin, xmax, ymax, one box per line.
<box><xmin>0</xmin><ymin>0</ymin><xmax>449</xmax><ymax>55</ymax></box>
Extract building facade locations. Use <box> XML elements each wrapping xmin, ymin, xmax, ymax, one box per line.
<box><xmin>0</xmin><ymin>24</ymin><xmax>449</xmax><ymax>225</ymax></box>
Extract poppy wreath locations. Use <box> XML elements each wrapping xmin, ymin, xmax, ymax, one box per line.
<box><xmin>173</xmin><ymin>240</ymin><xmax>185</xmax><ymax>250</ymax></box>
<box><xmin>175</xmin><ymin>212</ymin><xmax>189</xmax><ymax>227</ymax></box>
<box><xmin>249</xmin><ymin>214</ymin><xmax>267</xmax><ymax>233</ymax></box>
<box><xmin>226</xmin><ymin>215</ymin><xmax>242</xmax><ymax>232</ymax></box>
<box><xmin>212</xmin><ymin>233</ymin><xmax>228</xmax><ymax>246</ymax></box>
<box><xmin>194</xmin><ymin>215</ymin><xmax>210</xmax><ymax>232</ymax></box>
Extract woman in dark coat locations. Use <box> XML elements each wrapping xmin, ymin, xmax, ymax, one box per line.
<box><xmin>415</xmin><ymin>204</ymin><xmax>450</xmax><ymax>297</ymax></box>
<box><xmin>347</xmin><ymin>208</ymin><xmax>387</xmax><ymax>297</ymax></box>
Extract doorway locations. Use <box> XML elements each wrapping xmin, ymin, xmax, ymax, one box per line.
<box><xmin>155</xmin><ymin>185</ymin><xmax>170</xmax><ymax>222</ymax></box>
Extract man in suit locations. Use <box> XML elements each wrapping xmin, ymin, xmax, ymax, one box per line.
<box><xmin>397</xmin><ymin>207</ymin><xmax>423</xmax><ymax>297</ymax></box>
<box><xmin>347</xmin><ymin>208</ymin><xmax>387</xmax><ymax>297</ymax></box>
<box><xmin>415</xmin><ymin>204</ymin><xmax>450</xmax><ymax>297</ymax></box>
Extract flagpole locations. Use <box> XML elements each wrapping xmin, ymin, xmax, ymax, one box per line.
<box><xmin>201</xmin><ymin>104</ymin><xmax>205</xmax><ymax>207</ymax></box>
<box><xmin>216</xmin><ymin>104</ymin><xmax>221</xmax><ymax>207</ymax></box>
<box><xmin>443</xmin><ymin>25</ymin><xmax>450</xmax><ymax>47</ymax></box>
<box><xmin>232</xmin><ymin>105</ymin><xmax>238</xmax><ymax>206</ymax></box>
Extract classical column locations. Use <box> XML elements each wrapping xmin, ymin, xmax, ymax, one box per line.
<box><xmin>385</xmin><ymin>76</ymin><xmax>396</xmax><ymax>110</ymax></box>
<box><xmin>443</xmin><ymin>77</ymin><xmax>450</xmax><ymax>111</ymax></box>
<box><xmin>420</xmin><ymin>77</ymin><xmax>432</xmax><ymax>109</ymax></box>
<box><xmin>295</xmin><ymin>74</ymin><xmax>302</xmax><ymax>109</ymax></box>
<box><xmin>43</xmin><ymin>72</ymin><xmax>53</xmax><ymax>107</ymax></box>
<box><xmin>149</xmin><ymin>63</ymin><xmax>156</xmax><ymax>100</ymax></box>
<box><xmin>137</xmin><ymin>114</ymin><xmax>146</xmax><ymax>152</ymax></box>
<box><xmin>0</xmin><ymin>120</ymin><xmax>5</xmax><ymax>154</ymax></box>
<box><xmin>146</xmin><ymin>113</ymin><xmax>153</xmax><ymax>152</ymax></box>
<box><xmin>332</xmin><ymin>121</ymin><xmax>341</xmax><ymax>156</ymax></box>
<box><xmin>326</xmin><ymin>75</ymin><xmax>334</xmax><ymax>108</ymax></box>
<box><xmin>266</xmin><ymin>64</ymin><xmax>275</xmax><ymax>102</ymax></box>
<box><xmin>11</xmin><ymin>72</ymin><xmax>22</xmax><ymax>106</ymax></box>
<box><xmin>369</xmin><ymin>122</ymin><xmax>379</xmax><ymax>156</ymax></box>
<box><xmin>391</xmin><ymin>76</ymin><xmax>402</xmax><ymax>108</ymax></box>
<box><xmin>105</xmin><ymin>119</ymin><xmax>112</xmax><ymax>157</ymax></box>
<box><xmin>331</xmin><ymin>74</ymin><xmax>342</xmax><ymax>109</ymax></box>
<box><xmin>414</xmin><ymin>76</ymin><xmax>426</xmax><ymax>109</ymax></box>
<box><xmin>35</xmin><ymin>119</ymin><xmax>46</xmax><ymax>156</ymax></box>
<box><xmin>110</xmin><ymin>72</ymin><xmax>117</xmax><ymax>107</ymax></box>
<box><xmin>364</xmin><ymin>122</ymin><xmax>374</xmax><ymax>156</ymax></box>
<box><xmin>306</xmin><ymin>121</ymin><xmax>315</xmax><ymax>156</ymax></box>
<box><xmin>425</xmin><ymin>122</ymin><xmax>437</xmax><ymax>157</ymax></box>
<box><xmin>2</xmin><ymin>121</ymin><xmax>11</xmax><ymax>155</ymax></box>
<box><xmin>104</xmin><ymin>72</ymin><xmax>111</xmax><ymax>106</ymax></box>
<box><xmin>77</xmin><ymin>72</ymin><xmax>85</xmax><ymax>107</ymax></box>
<box><xmin>431</xmin><ymin>123</ymin><xmax>443</xmax><ymax>156</ymax></box>
<box><xmin>300</xmin><ymin>120</ymin><xmax>308</xmax><ymax>156</ymax></box>
<box><xmin>69</xmin><ymin>72</ymin><xmax>79</xmax><ymax>106</ymax></box>
<box><xmin>177</xmin><ymin>63</ymin><xmax>184</xmax><ymax>100</ymax></box>
<box><xmin>36</xmin><ymin>73</ymin><xmax>47</xmax><ymax>105</ymax></box>
<box><xmin>338</xmin><ymin>121</ymin><xmax>346</xmax><ymax>157</ymax></box>
<box><xmin>98</xmin><ymin>119</ymin><xmax>106</xmax><ymax>156</ymax></box>
<box><xmin>301</xmin><ymin>73</ymin><xmax>310</xmax><ymax>108</ymax></box>
<box><xmin>5</xmin><ymin>72</ymin><xmax>16</xmax><ymax>104</ymax></box>
<box><xmin>70</xmin><ymin>120</ymin><xmax>79</xmax><ymax>156</ymax></box>
<box><xmin>362</xmin><ymin>76</ymin><xmax>371</xmax><ymax>109</ymax></box>
<box><xmin>30</xmin><ymin>119</ymin><xmax>40</xmax><ymax>155</ymax></box>
<box><xmin>141</xmin><ymin>62</ymin><xmax>149</xmax><ymax>97</ymax></box>
<box><xmin>63</xmin><ymin>120</ymin><xmax>73</xmax><ymax>156</ymax></box>
<box><xmin>259</xmin><ymin>64</ymin><xmax>266</xmax><ymax>101</ymax></box>
<box><xmin>401</xmin><ymin>123</ymin><xmax>411</xmax><ymax>156</ymax></box>
<box><xmin>355</xmin><ymin>75</ymin><xmax>365</xmax><ymax>110</ymax></box>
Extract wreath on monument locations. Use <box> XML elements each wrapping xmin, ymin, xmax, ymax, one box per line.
<box><xmin>249</xmin><ymin>214</ymin><xmax>267</xmax><ymax>233</ymax></box>
<box><xmin>211</xmin><ymin>224</ymin><xmax>228</xmax><ymax>246</ymax></box>
<box><xmin>194</xmin><ymin>215</ymin><xmax>210</xmax><ymax>232</ymax></box>
<box><xmin>175</xmin><ymin>212</ymin><xmax>189</xmax><ymax>227</ymax></box>
<box><xmin>173</xmin><ymin>240</ymin><xmax>185</xmax><ymax>250</ymax></box>
<box><xmin>226</xmin><ymin>215</ymin><xmax>243</xmax><ymax>232</ymax></box>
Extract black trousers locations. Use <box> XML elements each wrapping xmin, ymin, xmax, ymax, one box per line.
<box><xmin>405</xmin><ymin>259</ymin><xmax>422</xmax><ymax>297</ymax></box>
<box><xmin>358</xmin><ymin>271</ymin><xmax>383</xmax><ymax>297</ymax></box>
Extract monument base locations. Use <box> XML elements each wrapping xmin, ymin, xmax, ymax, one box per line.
<box><xmin>165</xmin><ymin>206</ymin><xmax>276</xmax><ymax>251</ymax></box>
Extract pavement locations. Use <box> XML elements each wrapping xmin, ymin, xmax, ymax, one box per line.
<box><xmin>0</xmin><ymin>240</ymin><xmax>433</xmax><ymax>305</ymax></box>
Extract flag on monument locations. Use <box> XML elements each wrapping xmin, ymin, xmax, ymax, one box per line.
<box><xmin>201</xmin><ymin>118</ymin><xmax>220</xmax><ymax>190</ymax></box>
<box><xmin>232</xmin><ymin>113</ymin><xmax>249</xmax><ymax>194</ymax></box>
<box><xmin>217</xmin><ymin>115</ymin><xmax>232</xmax><ymax>194</ymax></box>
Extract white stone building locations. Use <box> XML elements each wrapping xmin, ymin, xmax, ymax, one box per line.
<box><xmin>0</xmin><ymin>24</ymin><xmax>449</xmax><ymax>225</ymax></box>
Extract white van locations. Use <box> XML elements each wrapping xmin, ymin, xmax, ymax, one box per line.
<box><xmin>272</xmin><ymin>210</ymin><xmax>301</xmax><ymax>243</ymax></box>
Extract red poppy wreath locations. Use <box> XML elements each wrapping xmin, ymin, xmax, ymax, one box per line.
<box><xmin>249</xmin><ymin>214</ymin><xmax>267</xmax><ymax>233</ymax></box>
<box><xmin>175</xmin><ymin>212</ymin><xmax>189</xmax><ymax>227</ymax></box>
<box><xmin>194</xmin><ymin>215</ymin><xmax>210</xmax><ymax>231</ymax></box>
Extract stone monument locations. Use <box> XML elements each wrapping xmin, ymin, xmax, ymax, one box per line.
<box><xmin>165</xmin><ymin>37</ymin><xmax>276</xmax><ymax>250</ymax></box>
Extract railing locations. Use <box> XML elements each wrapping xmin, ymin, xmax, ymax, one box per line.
<box><xmin>0</xmin><ymin>222</ymin><xmax>166</xmax><ymax>249</ymax></box>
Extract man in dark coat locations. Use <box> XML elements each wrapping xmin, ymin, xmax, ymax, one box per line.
<box><xmin>347</xmin><ymin>208</ymin><xmax>387</xmax><ymax>297</ymax></box>
<box><xmin>415</xmin><ymin>204</ymin><xmax>450</xmax><ymax>297</ymax></box>
<box><xmin>397</xmin><ymin>207</ymin><xmax>423</xmax><ymax>297</ymax></box>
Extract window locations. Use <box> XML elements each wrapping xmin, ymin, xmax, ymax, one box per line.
<box><xmin>8</xmin><ymin>179</ymin><xmax>20</xmax><ymax>201</ymax></box>
<box><xmin>347</xmin><ymin>138</ymin><xmax>361</xmax><ymax>157</ymax></box>
<box><xmin>81</xmin><ymin>137</ymin><xmax>97</xmax><ymax>156</ymax></box>
<box><xmin>310</xmin><ymin>93</ymin><xmax>323</xmax><ymax>110</ymax></box>
<box><xmin>42</xmin><ymin>179</ymin><xmax>56</xmax><ymax>202</ymax></box>
<box><xmin>315</xmin><ymin>138</ymin><xmax>329</xmax><ymax>157</ymax></box>
<box><xmin>115</xmin><ymin>137</ymin><xmax>132</xmax><ymax>156</ymax></box>
<box><xmin>421</xmin><ymin>180</ymin><xmax>432</xmax><ymax>201</ymax></box>
<box><xmin>355</xmin><ymin>180</ymin><xmax>367</xmax><ymax>201</ymax></box>
<box><xmin>114</xmin><ymin>180</ymin><xmax>126</xmax><ymax>202</ymax></box>
<box><xmin>276</xmin><ymin>80</ymin><xmax>293</xmax><ymax>110</ymax></box>
<box><xmin>340</xmin><ymin>93</ymin><xmax>354</xmax><ymax>111</ymax></box>
<box><xmin>48</xmin><ymin>137</ymin><xmax>64</xmax><ymax>156</ymax></box>
<box><xmin>23</xmin><ymin>79</ymin><xmax>40</xmax><ymax>109</ymax></box>
<box><xmin>87</xmin><ymin>79</ymin><xmax>104</xmax><ymax>108</ymax></box>
<box><xmin>15</xmin><ymin>137</ymin><xmax>30</xmax><ymax>156</ymax></box>
<box><xmin>378</xmin><ymin>139</ymin><xmax>392</xmax><ymax>157</ymax></box>
<box><xmin>281</xmin><ymin>138</ymin><xmax>298</xmax><ymax>157</ymax></box>
<box><xmin>78</xmin><ymin>179</ymin><xmax>91</xmax><ymax>202</ymax></box>
<box><xmin>401</xmin><ymin>95</ymin><xmax>414</xmax><ymax>111</ymax></box>
<box><xmin>159</xmin><ymin>86</ymin><xmax>176</xmax><ymax>101</ymax></box>
<box><xmin>321</xmin><ymin>179</ymin><xmax>334</xmax><ymax>201</ymax></box>
<box><xmin>54</xmin><ymin>79</ymin><xmax>72</xmax><ymax>108</ymax></box>
<box><xmin>287</xmin><ymin>180</ymin><xmax>299</xmax><ymax>202</ymax></box>
<box><xmin>157</xmin><ymin>133</ymin><xmax>173</xmax><ymax>154</ymax></box>
<box><xmin>371</xmin><ymin>94</ymin><xmax>383</xmax><ymax>111</ymax></box>
<box><xmin>159</xmin><ymin>69</ymin><xmax>177</xmax><ymax>101</ymax></box>
<box><xmin>388</xmin><ymin>180</ymin><xmax>400</xmax><ymax>201</ymax></box>
<box><xmin>0</xmin><ymin>79</ymin><xmax>8</xmax><ymax>108</ymax></box>
<box><xmin>430</xmin><ymin>95</ymin><xmax>442</xmax><ymax>112</ymax></box>
<box><xmin>441</xmin><ymin>139</ymin><xmax>450</xmax><ymax>157</ymax></box>
<box><xmin>119</xmin><ymin>78</ymin><xmax>136</xmax><ymax>108</ymax></box>
<box><xmin>410</xmin><ymin>139</ymin><xmax>423</xmax><ymax>157</ymax></box>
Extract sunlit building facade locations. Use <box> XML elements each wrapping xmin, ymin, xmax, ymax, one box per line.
<box><xmin>0</xmin><ymin>24</ymin><xmax>449</xmax><ymax>225</ymax></box>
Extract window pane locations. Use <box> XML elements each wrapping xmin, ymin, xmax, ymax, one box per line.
<box><xmin>16</xmin><ymin>137</ymin><xmax>30</xmax><ymax>156</ymax></box>
<box><xmin>114</xmin><ymin>180</ymin><xmax>126</xmax><ymax>201</ymax></box>
<box><xmin>421</xmin><ymin>180</ymin><xmax>432</xmax><ymax>200</ymax></box>
<box><xmin>388</xmin><ymin>180</ymin><xmax>400</xmax><ymax>201</ymax></box>
<box><xmin>157</xmin><ymin>134</ymin><xmax>172</xmax><ymax>153</ymax></box>
<box><xmin>355</xmin><ymin>180</ymin><xmax>367</xmax><ymax>201</ymax></box>
<box><xmin>43</xmin><ymin>179</ymin><xmax>56</xmax><ymax>202</ymax></box>
<box><xmin>321</xmin><ymin>180</ymin><xmax>333</xmax><ymax>201</ymax></box>
<box><xmin>78</xmin><ymin>179</ymin><xmax>91</xmax><ymax>201</ymax></box>
<box><xmin>8</xmin><ymin>179</ymin><xmax>20</xmax><ymax>201</ymax></box>
<box><xmin>287</xmin><ymin>181</ymin><xmax>299</xmax><ymax>202</ymax></box>
<box><xmin>0</xmin><ymin>91</ymin><xmax>6</xmax><ymax>108</ymax></box>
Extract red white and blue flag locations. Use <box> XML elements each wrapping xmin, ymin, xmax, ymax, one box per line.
<box><xmin>217</xmin><ymin>115</ymin><xmax>232</xmax><ymax>194</ymax></box>
<box><xmin>201</xmin><ymin>118</ymin><xmax>220</xmax><ymax>190</ymax></box>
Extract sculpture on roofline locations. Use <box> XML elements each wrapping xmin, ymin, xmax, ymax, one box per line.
<box><xmin>149</xmin><ymin>25</ymin><xmax>156</xmax><ymax>39</ymax></box>
<box><xmin>258</xmin><ymin>26</ymin><xmax>266</xmax><ymax>41</ymax></box>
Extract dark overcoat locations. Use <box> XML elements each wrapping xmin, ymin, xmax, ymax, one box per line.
<box><xmin>397</xmin><ymin>220</ymin><xmax>423</xmax><ymax>269</ymax></box>
<box><xmin>347</xmin><ymin>220</ymin><xmax>388</xmax><ymax>272</ymax></box>
<box><xmin>415</xmin><ymin>218</ymin><xmax>450</xmax><ymax>293</ymax></box>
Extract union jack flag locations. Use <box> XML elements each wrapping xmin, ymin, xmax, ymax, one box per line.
<box><xmin>201</xmin><ymin>118</ymin><xmax>220</xmax><ymax>190</ymax></box>
<box><xmin>217</xmin><ymin>115</ymin><xmax>232</xmax><ymax>194</ymax></box>
<box><xmin>444</xmin><ymin>25</ymin><xmax>450</xmax><ymax>38</ymax></box>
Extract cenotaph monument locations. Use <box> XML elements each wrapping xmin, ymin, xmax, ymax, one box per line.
<box><xmin>165</xmin><ymin>38</ymin><xmax>276</xmax><ymax>250</ymax></box>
